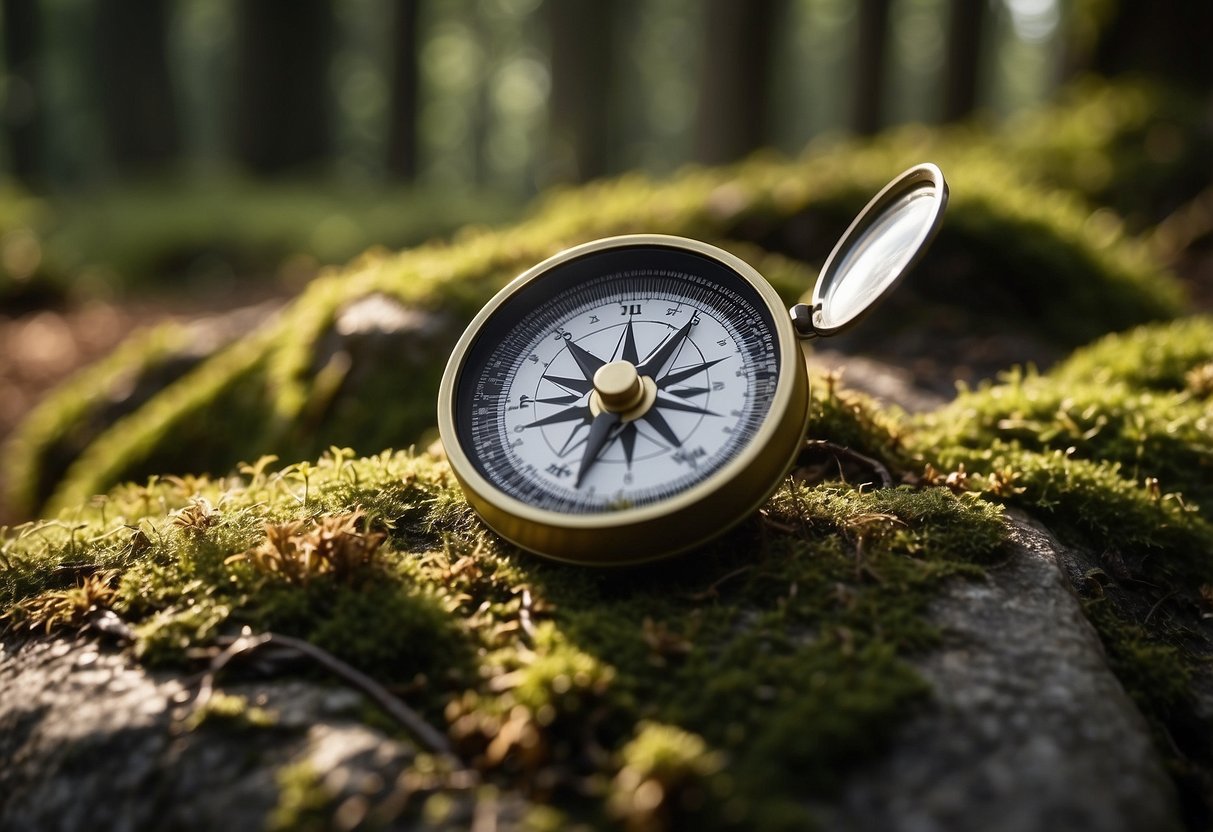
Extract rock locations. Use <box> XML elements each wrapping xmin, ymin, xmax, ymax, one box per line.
<box><xmin>821</xmin><ymin>511</ymin><xmax>1181</xmax><ymax>832</ymax></box>
<box><xmin>0</xmin><ymin>637</ymin><xmax>531</xmax><ymax>831</ymax></box>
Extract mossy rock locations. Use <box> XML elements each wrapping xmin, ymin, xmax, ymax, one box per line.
<box><xmin>4</xmin><ymin>136</ymin><xmax>1186</xmax><ymax>520</ymax></box>
<box><xmin>1001</xmin><ymin>78</ymin><xmax>1213</xmax><ymax>228</ymax></box>
<box><xmin>4</xmin><ymin>320</ymin><xmax>1213</xmax><ymax>827</ymax></box>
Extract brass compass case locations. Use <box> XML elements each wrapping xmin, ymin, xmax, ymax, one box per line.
<box><xmin>438</xmin><ymin>235</ymin><xmax>809</xmax><ymax>565</ymax></box>
<box><xmin>437</xmin><ymin>163</ymin><xmax>948</xmax><ymax>566</ymax></box>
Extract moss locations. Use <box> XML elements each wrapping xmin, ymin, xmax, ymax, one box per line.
<box><xmin>608</xmin><ymin>721</ymin><xmax>727</xmax><ymax>832</ymax></box>
<box><xmin>1081</xmin><ymin>599</ymin><xmax>1192</xmax><ymax>726</ymax></box>
<box><xmin>912</xmin><ymin>315</ymin><xmax>1213</xmax><ymax>531</ymax></box>
<box><xmin>270</xmin><ymin>761</ymin><xmax>333</xmax><ymax>832</ymax></box>
<box><xmin>1002</xmin><ymin>78</ymin><xmax>1213</xmax><ymax>227</ymax></box>
<box><xmin>805</xmin><ymin>369</ymin><xmax>910</xmax><ymax>471</ymax></box>
<box><xmin>7</xmin><ymin>134</ymin><xmax>1185</xmax><ymax>520</ymax></box>
<box><xmin>0</xmin><ymin>375</ymin><xmax>1012</xmax><ymax>829</ymax></box>
<box><xmin>0</xmin><ymin>178</ymin><xmax>515</xmax><ymax>305</ymax></box>
<box><xmin>3</xmin><ymin>322</ymin><xmax>194</xmax><ymax>513</ymax></box>
<box><xmin>906</xmin><ymin>318</ymin><xmax>1213</xmax><ymax>822</ymax></box>
<box><xmin>1051</xmin><ymin>316</ymin><xmax>1213</xmax><ymax>392</ymax></box>
<box><xmin>184</xmin><ymin>691</ymin><xmax>278</xmax><ymax>732</ymax></box>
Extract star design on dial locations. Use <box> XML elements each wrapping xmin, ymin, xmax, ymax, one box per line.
<box><xmin>522</xmin><ymin>316</ymin><xmax>724</xmax><ymax>487</ymax></box>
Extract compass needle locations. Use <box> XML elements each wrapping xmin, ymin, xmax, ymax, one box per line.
<box><xmin>525</xmin><ymin>405</ymin><xmax>591</xmax><ymax>428</ymax></box>
<box><xmin>657</xmin><ymin>358</ymin><xmax>726</xmax><ymax>389</ymax></box>
<box><xmin>565</xmin><ymin>340</ymin><xmax>607</xmax><ymax>380</ymax></box>
<box><xmin>642</xmin><ymin>408</ymin><xmax>683</xmax><ymax>448</ymax></box>
<box><xmin>543</xmin><ymin>375</ymin><xmax>594</xmax><ymax>395</ymax></box>
<box><xmin>637</xmin><ymin>319</ymin><xmax>694</xmax><ymax>377</ymax></box>
<box><xmin>620</xmin><ymin>422</ymin><xmax>638</xmax><ymax>469</ymax></box>
<box><xmin>621</xmin><ymin>318</ymin><xmax>640</xmax><ymax>364</ymax></box>
<box><xmin>575</xmin><ymin>412</ymin><xmax>621</xmax><ymax>488</ymax></box>
<box><xmin>654</xmin><ymin>396</ymin><xmax>719</xmax><ymax>417</ymax></box>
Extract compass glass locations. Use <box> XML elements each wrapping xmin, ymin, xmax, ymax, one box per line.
<box><xmin>454</xmin><ymin>245</ymin><xmax>781</xmax><ymax>515</ymax></box>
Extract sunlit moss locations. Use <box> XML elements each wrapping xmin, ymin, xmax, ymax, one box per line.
<box><xmin>7</xmin><ymin>133</ymin><xmax>1185</xmax><ymax>519</ymax></box>
<box><xmin>0</xmin><ymin>386</ymin><xmax>1010</xmax><ymax>829</ymax></box>
<box><xmin>917</xmin><ymin>317</ymin><xmax>1213</xmax><ymax>519</ymax></box>
<box><xmin>269</xmin><ymin>761</ymin><xmax>332</xmax><ymax>832</ymax></box>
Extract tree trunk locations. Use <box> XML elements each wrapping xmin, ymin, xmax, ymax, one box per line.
<box><xmin>1091</xmin><ymin>0</ymin><xmax>1213</xmax><ymax>96</ymax></box>
<box><xmin>1</xmin><ymin>0</ymin><xmax>42</xmax><ymax>185</ymax></box>
<box><xmin>695</xmin><ymin>0</ymin><xmax>783</xmax><ymax>164</ymax></box>
<box><xmin>852</xmin><ymin>0</ymin><xmax>891</xmax><ymax>135</ymax></box>
<box><xmin>545</xmin><ymin>0</ymin><xmax>619</xmax><ymax>183</ymax></box>
<box><xmin>233</xmin><ymin>0</ymin><xmax>334</xmax><ymax>176</ymax></box>
<box><xmin>941</xmin><ymin>0</ymin><xmax>985</xmax><ymax>122</ymax></box>
<box><xmin>91</xmin><ymin>0</ymin><xmax>181</xmax><ymax>174</ymax></box>
<box><xmin>385</xmin><ymin>0</ymin><xmax>421</xmax><ymax>181</ymax></box>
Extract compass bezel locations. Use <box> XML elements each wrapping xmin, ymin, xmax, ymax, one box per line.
<box><xmin>437</xmin><ymin>234</ymin><xmax>809</xmax><ymax>565</ymax></box>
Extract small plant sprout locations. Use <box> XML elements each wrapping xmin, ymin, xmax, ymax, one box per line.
<box><xmin>922</xmin><ymin>463</ymin><xmax>971</xmax><ymax>493</ymax></box>
<box><xmin>226</xmin><ymin>510</ymin><xmax>385</xmax><ymax>585</ymax></box>
<box><xmin>1</xmin><ymin>570</ymin><xmax>120</xmax><ymax>635</ymax></box>
<box><xmin>238</xmin><ymin>454</ymin><xmax>281</xmax><ymax>484</ymax></box>
<box><xmin>1185</xmin><ymin>362</ymin><xmax>1213</xmax><ymax>397</ymax></box>
<box><xmin>983</xmin><ymin>467</ymin><xmax>1026</xmax><ymax>498</ymax></box>
<box><xmin>171</xmin><ymin>497</ymin><xmax>218</xmax><ymax>536</ymax></box>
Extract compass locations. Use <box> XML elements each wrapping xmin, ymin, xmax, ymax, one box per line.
<box><xmin>437</xmin><ymin>163</ymin><xmax>948</xmax><ymax>564</ymax></box>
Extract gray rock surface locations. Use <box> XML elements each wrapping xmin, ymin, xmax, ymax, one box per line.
<box><xmin>0</xmin><ymin>637</ymin><xmax>526</xmax><ymax>831</ymax></box>
<box><xmin>822</xmin><ymin>511</ymin><xmax>1181</xmax><ymax>832</ymax></box>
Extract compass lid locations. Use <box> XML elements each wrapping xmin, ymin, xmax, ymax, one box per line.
<box><xmin>806</xmin><ymin>162</ymin><xmax>948</xmax><ymax>337</ymax></box>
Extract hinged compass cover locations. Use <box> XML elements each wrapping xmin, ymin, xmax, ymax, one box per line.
<box><xmin>808</xmin><ymin>163</ymin><xmax>948</xmax><ymax>337</ymax></box>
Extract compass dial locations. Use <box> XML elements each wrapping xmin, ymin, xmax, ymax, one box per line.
<box><xmin>455</xmin><ymin>247</ymin><xmax>780</xmax><ymax>514</ymax></box>
<box><xmin>440</xmin><ymin>236</ymin><xmax>810</xmax><ymax>564</ymax></box>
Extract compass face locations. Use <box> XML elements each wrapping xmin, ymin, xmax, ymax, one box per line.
<box><xmin>452</xmin><ymin>244</ymin><xmax>782</xmax><ymax>515</ymax></box>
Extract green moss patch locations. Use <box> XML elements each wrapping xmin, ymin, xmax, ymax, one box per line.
<box><xmin>917</xmin><ymin>317</ymin><xmax>1213</xmax><ymax>521</ymax></box>
<box><xmin>6</xmin><ymin>133</ymin><xmax>1185</xmax><ymax>520</ymax></box>
<box><xmin>6</xmin><ymin>307</ymin><xmax>1213</xmax><ymax>824</ymax></box>
<box><xmin>3</xmin><ymin>376</ymin><xmax>1009</xmax><ymax>829</ymax></box>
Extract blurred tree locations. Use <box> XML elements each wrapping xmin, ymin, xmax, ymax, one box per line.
<box><xmin>2</xmin><ymin>0</ymin><xmax>43</xmax><ymax>184</ymax></box>
<box><xmin>234</xmin><ymin>0</ymin><xmax>334</xmax><ymax>175</ymax></box>
<box><xmin>386</xmin><ymin>0</ymin><xmax>421</xmax><ymax>180</ymax></box>
<box><xmin>546</xmin><ymin>0</ymin><xmax>620</xmax><ymax>182</ymax></box>
<box><xmin>852</xmin><ymin>0</ymin><xmax>891</xmax><ymax>135</ymax></box>
<box><xmin>1090</xmin><ymin>0</ymin><xmax>1212</xmax><ymax>95</ymax></box>
<box><xmin>941</xmin><ymin>0</ymin><xmax>986</xmax><ymax>121</ymax></box>
<box><xmin>92</xmin><ymin>0</ymin><xmax>181</xmax><ymax>174</ymax></box>
<box><xmin>696</xmin><ymin>0</ymin><xmax>783</xmax><ymax>163</ymax></box>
